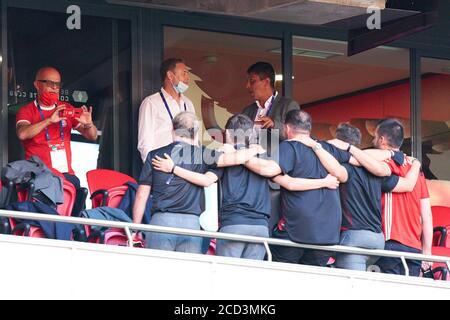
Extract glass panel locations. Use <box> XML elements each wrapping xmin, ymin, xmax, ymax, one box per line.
<box><xmin>7</xmin><ymin>8</ymin><xmax>132</xmax><ymax>190</ymax></box>
<box><xmin>293</xmin><ymin>36</ymin><xmax>411</xmax><ymax>152</ymax></box>
<box><xmin>164</xmin><ymin>27</ymin><xmax>282</xmax><ymax>144</ymax></box>
<box><xmin>0</xmin><ymin>6</ymin><xmax>4</xmax><ymax>167</ymax></box>
<box><xmin>421</xmin><ymin>58</ymin><xmax>450</xmax><ymax>181</ymax></box>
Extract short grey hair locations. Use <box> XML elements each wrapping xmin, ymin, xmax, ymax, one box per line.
<box><xmin>172</xmin><ymin>111</ymin><xmax>200</xmax><ymax>140</ymax></box>
<box><xmin>335</xmin><ymin>123</ymin><xmax>362</xmax><ymax>146</ymax></box>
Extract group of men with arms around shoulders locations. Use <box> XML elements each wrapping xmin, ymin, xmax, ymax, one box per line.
<box><xmin>16</xmin><ymin>59</ymin><xmax>432</xmax><ymax>277</ymax></box>
<box><xmin>133</xmin><ymin>58</ymin><xmax>432</xmax><ymax>277</ymax></box>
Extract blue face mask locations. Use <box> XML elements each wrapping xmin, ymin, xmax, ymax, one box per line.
<box><xmin>173</xmin><ymin>81</ymin><xmax>189</xmax><ymax>94</ymax></box>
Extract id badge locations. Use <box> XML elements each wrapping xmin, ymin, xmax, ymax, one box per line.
<box><xmin>50</xmin><ymin>144</ymin><xmax>69</xmax><ymax>173</ymax></box>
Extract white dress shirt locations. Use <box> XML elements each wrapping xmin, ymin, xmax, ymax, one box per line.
<box><xmin>254</xmin><ymin>91</ymin><xmax>278</xmax><ymax>128</ymax></box>
<box><xmin>138</xmin><ymin>88</ymin><xmax>195</xmax><ymax>162</ymax></box>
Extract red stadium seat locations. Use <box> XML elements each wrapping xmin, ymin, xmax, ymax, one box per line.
<box><xmin>86</xmin><ymin>169</ymin><xmax>136</xmax><ymax>208</ymax></box>
<box><xmin>432</xmin><ymin>206</ymin><xmax>450</xmax><ymax>247</ymax></box>
<box><xmin>85</xmin><ymin>169</ymin><xmax>137</xmax><ymax>246</ymax></box>
<box><xmin>0</xmin><ymin>179</ymin><xmax>14</xmax><ymax>234</ymax></box>
<box><xmin>57</xmin><ymin>181</ymin><xmax>77</xmax><ymax>216</ymax></box>
<box><xmin>11</xmin><ymin>179</ymin><xmax>76</xmax><ymax>238</ymax></box>
<box><xmin>431</xmin><ymin>246</ymin><xmax>450</xmax><ymax>281</ymax></box>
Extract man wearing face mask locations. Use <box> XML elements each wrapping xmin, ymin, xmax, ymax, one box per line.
<box><xmin>16</xmin><ymin>67</ymin><xmax>98</xmax><ymax>213</ymax></box>
<box><xmin>138</xmin><ymin>58</ymin><xmax>195</xmax><ymax>163</ymax></box>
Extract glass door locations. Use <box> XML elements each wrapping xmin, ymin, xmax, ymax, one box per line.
<box><xmin>164</xmin><ymin>26</ymin><xmax>282</xmax><ymax>145</ymax></box>
<box><xmin>7</xmin><ymin>7</ymin><xmax>132</xmax><ymax>192</ymax></box>
<box><xmin>420</xmin><ymin>57</ymin><xmax>450</xmax><ymax>181</ymax></box>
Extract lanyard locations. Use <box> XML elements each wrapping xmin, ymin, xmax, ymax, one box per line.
<box><xmin>159</xmin><ymin>91</ymin><xmax>187</xmax><ymax>121</ymax></box>
<box><xmin>36</xmin><ymin>101</ymin><xmax>64</xmax><ymax>143</ymax></box>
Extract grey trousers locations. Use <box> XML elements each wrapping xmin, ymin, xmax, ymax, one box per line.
<box><xmin>216</xmin><ymin>224</ymin><xmax>269</xmax><ymax>260</ymax></box>
<box><xmin>145</xmin><ymin>212</ymin><xmax>203</xmax><ymax>254</ymax></box>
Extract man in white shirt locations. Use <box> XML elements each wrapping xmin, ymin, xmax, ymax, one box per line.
<box><xmin>138</xmin><ymin>58</ymin><xmax>195</xmax><ymax>162</ymax></box>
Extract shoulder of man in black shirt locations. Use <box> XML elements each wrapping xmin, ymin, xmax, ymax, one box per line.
<box><xmin>138</xmin><ymin>143</ymin><xmax>179</xmax><ymax>186</ymax></box>
<box><xmin>320</xmin><ymin>140</ymin><xmax>351</xmax><ymax>164</ymax></box>
<box><xmin>391</xmin><ymin>150</ymin><xmax>405</xmax><ymax>166</ymax></box>
<box><xmin>331</xmin><ymin>146</ymin><xmax>400</xmax><ymax>192</ymax></box>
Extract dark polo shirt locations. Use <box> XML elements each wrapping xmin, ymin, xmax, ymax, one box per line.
<box><xmin>139</xmin><ymin>141</ymin><xmax>220</xmax><ymax>216</ymax></box>
<box><xmin>213</xmin><ymin>145</ymin><xmax>271</xmax><ymax>228</ymax></box>
<box><xmin>278</xmin><ymin>140</ymin><xmax>350</xmax><ymax>245</ymax></box>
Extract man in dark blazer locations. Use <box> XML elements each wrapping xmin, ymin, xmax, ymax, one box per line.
<box><xmin>241</xmin><ymin>62</ymin><xmax>300</xmax><ymax>236</ymax></box>
<box><xmin>241</xmin><ymin>61</ymin><xmax>300</xmax><ymax>146</ymax></box>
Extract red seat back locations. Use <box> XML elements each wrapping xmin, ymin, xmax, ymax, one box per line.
<box><xmin>103</xmin><ymin>185</ymin><xmax>129</xmax><ymax>208</ymax></box>
<box><xmin>87</xmin><ymin>169</ymin><xmax>136</xmax><ymax>209</ymax></box>
<box><xmin>85</xmin><ymin>185</ymin><xmax>128</xmax><ymax>244</ymax></box>
<box><xmin>432</xmin><ymin>206</ymin><xmax>450</xmax><ymax>247</ymax></box>
<box><xmin>11</xmin><ymin>179</ymin><xmax>75</xmax><ymax>238</ymax></box>
<box><xmin>85</xmin><ymin>170</ymin><xmax>136</xmax><ymax>246</ymax></box>
<box><xmin>431</xmin><ymin>246</ymin><xmax>450</xmax><ymax>281</ymax></box>
<box><xmin>431</xmin><ymin>246</ymin><xmax>450</xmax><ymax>258</ymax></box>
<box><xmin>17</xmin><ymin>186</ymin><xmax>31</xmax><ymax>203</ymax></box>
<box><xmin>432</xmin><ymin>206</ymin><xmax>450</xmax><ymax>228</ymax></box>
<box><xmin>57</xmin><ymin>180</ymin><xmax>77</xmax><ymax>216</ymax></box>
<box><xmin>16</xmin><ymin>179</ymin><xmax>75</xmax><ymax>213</ymax></box>
<box><xmin>86</xmin><ymin>169</ymin><xmax>136</xmax><ymax>195</ymax></box>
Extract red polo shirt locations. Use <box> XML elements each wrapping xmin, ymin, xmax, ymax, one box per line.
<box><xmin>16</xmin><ymin>100</ymin><xmax>80</xmax><ymax>175</ymax></box>
<box><xmin>382</xmin><ymin>153</ymin><xmax>430</xmax><ymax>250</ymax></box>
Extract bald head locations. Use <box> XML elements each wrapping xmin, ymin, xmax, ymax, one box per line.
<box><xmin>35</xmin><ymin>67</ymin><xmax>60</xmax><ymax>81</ymax></box>
<box><xmin>34</xmin><ymin>67</ymin><xmax>62</xmax><ymax>98</ymax></box>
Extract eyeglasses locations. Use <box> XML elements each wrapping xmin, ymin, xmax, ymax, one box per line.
<box><xmin>37</xmin><ymin>80</ymin><xmax>62</xmax><ymax>88</ymax></box>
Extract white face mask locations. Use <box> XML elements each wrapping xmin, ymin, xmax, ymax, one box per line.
<box><xmin>173</xmin><ymin>81</ymin><xmax>189</xmax><ymax>94</ymax></box>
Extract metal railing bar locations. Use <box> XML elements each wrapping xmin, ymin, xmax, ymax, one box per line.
<box><xmin>401</xmin><ymin>256</ymin><xmax>410</xmax><ymax>277</ymax></box>
<box><xmin>264</xmin><ymin>240</ymin><xmax>272</xmax><ymax>262</ymax></box>
<box><xmin>124</xmin><ymin>226</ymin><xmax>133</xmax><ymax>248</ymax></box>
<box><xmin>1</xmin><ymin>209</ymin><xmax>449</xmax><ymax>265</ymax></box>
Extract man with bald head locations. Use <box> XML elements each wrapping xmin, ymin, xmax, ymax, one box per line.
<box><xmin>16</xmin><ymin>67</ymin><xmax>98</xmax><ymax>211</ymax></box>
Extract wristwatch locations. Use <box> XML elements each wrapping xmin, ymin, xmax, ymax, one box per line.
<box><xmin>313</xmin><ymin>142</ymin><xmax>323</xmax><ymax>151</ymax></box>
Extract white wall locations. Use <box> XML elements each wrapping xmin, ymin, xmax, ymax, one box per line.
<box><xmin>71</xmin><ymin>140</ymin><xmax>99</xmax><ymax>209</ymax></box>
<box><xmin>1</xmin><ymin>235</ymin><xmax>449</xmax><ymax>300</ymax></box>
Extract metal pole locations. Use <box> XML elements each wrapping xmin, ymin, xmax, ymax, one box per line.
<box><xmin>410</xmin><ymin>49</ymin><xmax>422</xmax><ymax>160</ymax></box>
